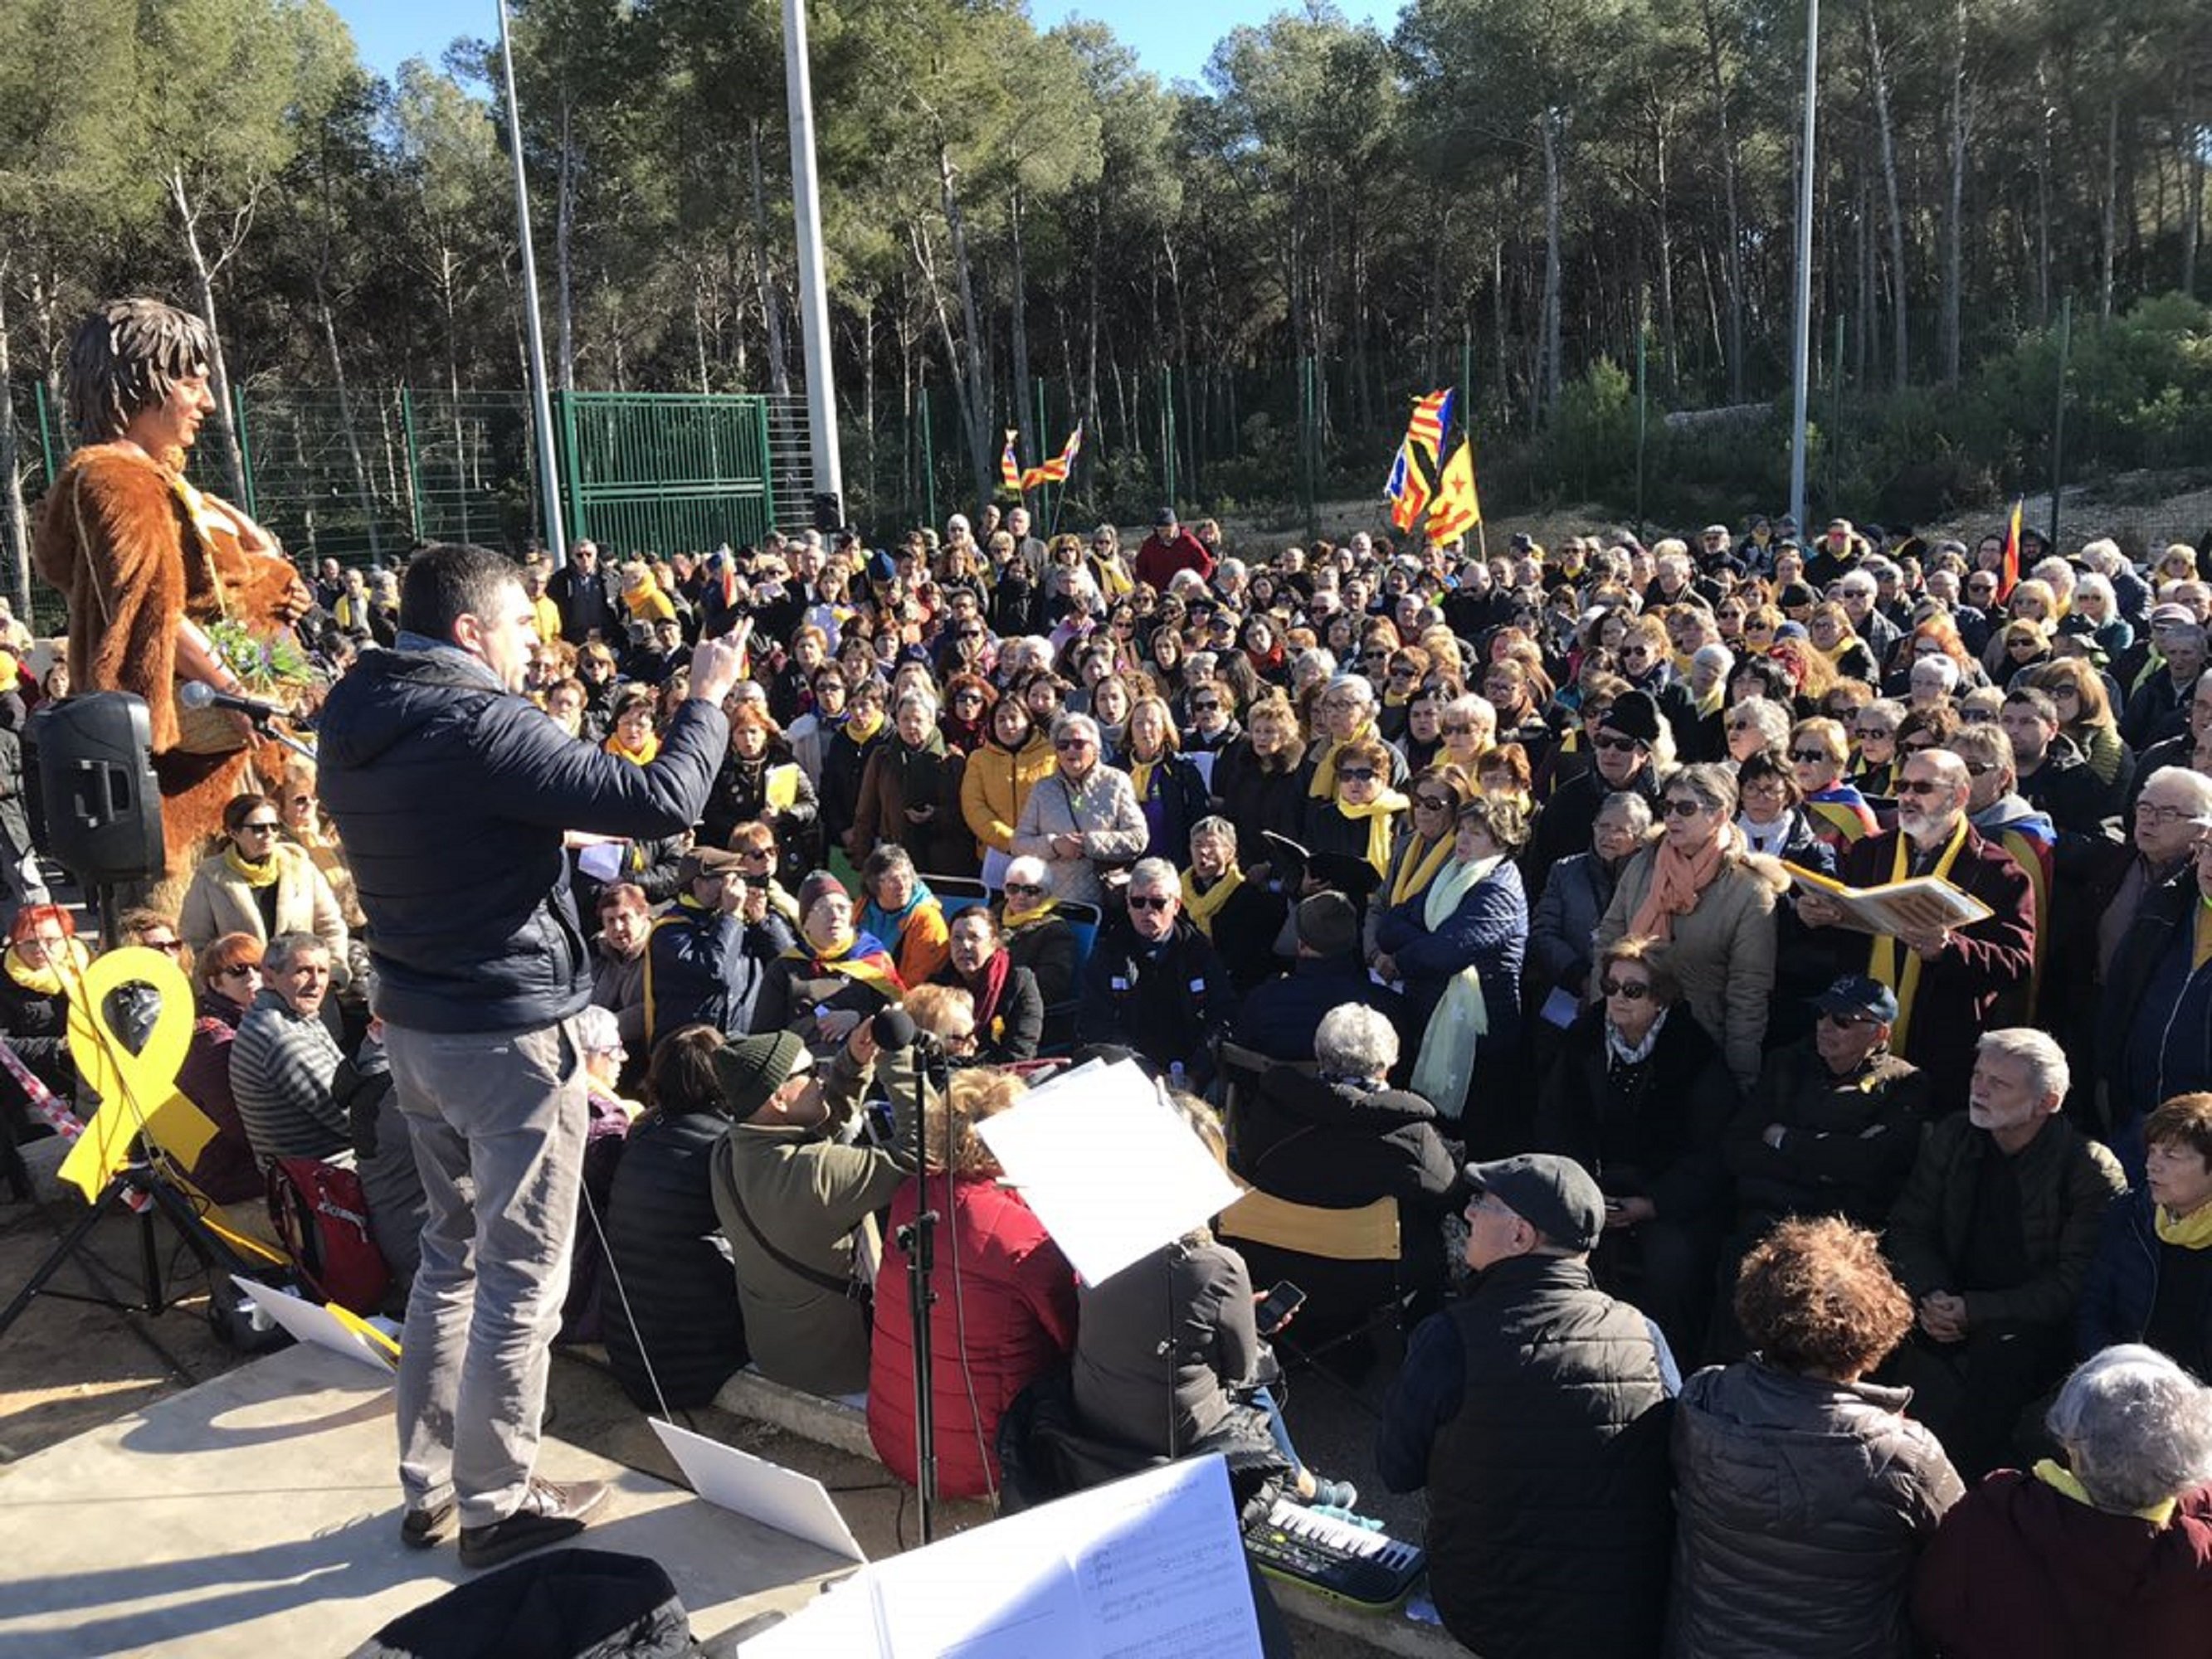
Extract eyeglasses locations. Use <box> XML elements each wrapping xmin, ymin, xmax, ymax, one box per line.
<box><xmin>1440</xmin><ymin>722</ymin><xmax>1475</xmax><ymax>737</ymax></box>
<box><xmin>1593</xmin><ymin>734</ymin><xmax>1643</xmax><ymax>754</ymax></box>
<box><xmin>1855</xmin><ymin>726</ymin><xmax>1897</xmax><ymax>740</ymax></box>
<box><xmin>1192</xmin><ymin>699</ymin><xmax>1221</xmax><ymax>713</ymax></box>
<box><xmin>1388</xmin><ymin>664</ymin><xmax>1418</xmax><ymax>679</ymax></box>
<box><xmin>1003</xmin><ymin>881</ymin><xmax>1043</xmax><ymax>897</ymax></box>
<box><xmin>1661</xmin><ymin>799</ymin><xmax>1707</xmax><ymax>819</ymax></box>
<box><xmin>1789</xmin><ymin>749</ymin><xmax>1834</xmax><ymax>764</ymax></box>
<box><xmin>1055</xmin><ymin>737</ymin><xmax>1094</xmax><ymax>751</ymax></box>
<box><xmin>1414</xmin><ymin>793</ymin><xmax>1453</xmax><ymax>811</ymax></box>
<box><xmin>1820</xmin><ymin>1010</ymin><xmax>1879</xmax><ymax>1029</ymax></box>
<box><xmin>218</xmin><ymin>964</ymin><xmax>262</xmax><ymax>980</ymax></box>
<box><xmin>239</xmin><ymin>820</ymin><xmax>281</xmax><ymax>834</ymax></box>
<box><xmin>1963</xmin><ymin>761</ymin><xmax>2000</xmax><ymax>778</ymax></box>
<box><xmin>1600</xmin><ymin>978</ymin><xmax>1653</xmax><ymax>1000</ymax></box>
<box><xmin>2136</xmin><ymin>801</ymin><xmax>2205</xmax><ymax>825</ymax></box>
<box><xmin>144</xmin><ymin>937</ymin><xmax>185</xmax><ymax>953</ymax></box>
<box><xmin>738</xmin><ymin>846</ymin><xmax>774</xmax><ymax>863</ymax></box>
<box><xmin>953</xmin><ymin>690</ymin><xmax>984</xmax><ymax>704</ymax></box>
<box><xmin>1896</xmin><ymin>778</ymin><xmax>1948</xmax><ymax>797</ymax></box>
<box><xmin>1127</xmin><ymin>893</ymin><xmax>1173</xmax><ymax>912</ymax></box>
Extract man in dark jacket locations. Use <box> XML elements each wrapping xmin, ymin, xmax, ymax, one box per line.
<box><xmin>318</xmin><ymin>542</ymin><xmax>740</xmax><ymax>1569</ymax></box>
<box><xmin>1077</xmin><ymin>858</ymin><xmax>1235</xmax><ymax>1087</ymax></box>
<box><xmin>1798</xmin><ymin>747</ymin><xmax>2037</xmax><ymax>1113</ymax></box>
<box><xmin>1233</xmin><ymin>893</ymin><xmax>1401</xmax><ymax>1062</ymax></box>
<box><xmin>2098</xmin><ymin>825</ymin><xmax>2212</xmax><ymax>1142</ymax></box>
<box><xmin>2004</xmin><ymin>688</ymin><xmax>2126</xmax><ymax>838</ymax></box>
<box><xmin>546</xmin><ymin>538</ymin><xmax>619</xmax><ymax>645</ymax></box>
<box><xmin>1524</xmin><ymin>689</ymin><xmax>1670</xmax><ymax>899</ymax></box>
<box><xmin>1883</xmin><ymin>1028</ymin><xmax>2127</xmax><ymax>1477</ymax></box>
<box><xmin>1377</xmin><ymin>1153</ymin><xmax>1676</xmax><ymax>1659</ymax></box>
<box><xmin>642</xmin><ymin>849</ymin><xmax>795</xmax><ymax>1045</ymax></box>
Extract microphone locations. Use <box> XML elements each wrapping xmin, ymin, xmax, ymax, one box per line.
<box><xmin>178</xmin><ymin>680</ymin><xmax>290</xmax><ymax>723</ymax></box>
<box><xmin>870</xmin><ymin>1005</ymin><xmax>933</xmax><ymax>1053</ymax></box>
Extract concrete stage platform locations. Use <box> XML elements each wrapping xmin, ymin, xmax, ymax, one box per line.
<box><xmin>0</xmin><ymin>1343</ymin><xmax>856</xmax><ymax>1657</ymax></box>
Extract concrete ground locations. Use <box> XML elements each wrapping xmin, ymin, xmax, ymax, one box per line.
<box><xmin>0</xmin><ymin>1167</ymin><xmax>1458</xmax><ymax>1657</ymax></box>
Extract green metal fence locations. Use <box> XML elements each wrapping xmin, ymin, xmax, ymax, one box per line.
<box><xmin>6</xmin><ymin>382</ymin><xmax>781</xmax><ymax>627</ymax></box>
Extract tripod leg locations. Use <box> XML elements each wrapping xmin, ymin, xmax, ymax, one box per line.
<box><xmin>0</xmin><ymin>1177</ymin><xmax>126</xmax><ymax>1341</ymax></box>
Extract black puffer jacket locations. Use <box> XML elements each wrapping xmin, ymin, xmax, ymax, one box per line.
<box><xmin>317</xmin><ymin>642</ymin><xmax>725</xmax><ymax>1033</ymax></box>
<box><xmin>602</xmin><ymin>1109</ymin><xmax>747</xmax><ymax>1410</ymax></box>
<box><xmin>1668</xmin><ymin>1360</ymin><xmax>1963</xmax><ymax>1657</ymax></box>
<box><xmin>1421</xmin><ymin>1254</ymin><xmax>1674</xmax><ymax>1659</ymax></box>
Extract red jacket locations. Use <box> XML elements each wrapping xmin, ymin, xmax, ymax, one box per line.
<box><xmin>1133</xmin><ymin>529</ymin><xmax>1215</xmax><ymax>595</ymax></box>
<box><xmin>868</xmin><ymin>1172</ymin><xmax>1078</xmax><ymax>1498</ymax></box>
<box><xmin>1914</xmin><ymin>1470</ymin><xmax>2212</xmax><ymax>1657</ymax></box>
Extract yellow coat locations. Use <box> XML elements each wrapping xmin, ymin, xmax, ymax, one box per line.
<box><xmin>959</xmin><ymin>733</ymin><xmax>1059</xmax><ymax>858</ymax></box>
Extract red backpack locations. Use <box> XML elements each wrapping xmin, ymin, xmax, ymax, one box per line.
<box><xmin>266</xmin><ymin>1157</ymin><xmax>390</xmax><ymax>1314</ymax></box>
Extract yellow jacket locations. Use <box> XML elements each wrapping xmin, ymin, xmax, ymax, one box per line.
<box><xmin>959</xmin><ymin>732</ymin><xmax>1058</xmax><ymax>857</ymax></box>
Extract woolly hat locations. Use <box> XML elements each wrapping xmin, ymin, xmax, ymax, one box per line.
<box><xmin>712</xmin><ymin>1030</ymin><xmax>811</xmax><ymax>1120</ymax></box>
<box><xmin>797</xmin><ymin>869</ymin><xmax>847</xmax><ymax>923</ymax></box>
<box><xmin>1601</xmin><ymin>689</ymin><xmax>1661</xmax><ymax>746</ymax></box>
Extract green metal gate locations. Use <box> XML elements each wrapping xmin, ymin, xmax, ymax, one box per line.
<box><xmin>555</xmin><ymin>392</ymin><xmax>776</xmax><ymax>557</ymax></box>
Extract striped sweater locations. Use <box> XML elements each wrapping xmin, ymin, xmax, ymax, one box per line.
<box><xmin>229</xmin><ymin>992</ymin><xmax>349</xmax><ymax>1170</ymax></box>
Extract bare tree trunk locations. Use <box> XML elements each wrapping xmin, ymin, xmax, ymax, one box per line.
<box><xmin>1493</xmin><ymin>236</ymin><xmax>1510</xmax><ymax>425</ymax></box>
<box><xmin>1652</xmin><ymin>114</ymin><xmax>1678</xmax><ymax>391</ymax></box>
<box><xmin>1539</xmin><ymin>108</ymin><xmax>1565</xmax><ymax>413</ymax></box>
<box><xmin>1855</xmin><ymin>178</ymin><xmax>1873</xmax><ymax>387</ymax></box>
<box><xmin>1011</xmin><ymin>187</ymin><xmax>1035</xmax><ymax>462</ymax></box>
<box><xmin>1083</xmin><ymin>196</ymin><xmax>1104</xmax><ymax>454</ymax></box>
<box><xmin>1940</xmin><ymin>0</ymin><xmax>1969</xmax><ymax>383</ymax></box>
<box><xmin>314</xmin><ymin>274</ymin><xmax>381</xmax><ymax>562</ymax></box>
<box><xmin>0</xmin><ymin>260</ymin><xmax>29</xmax><ymax>612</ymax></box>
<box><xmin>169</xmin><ymin>169</ymin><xmax>251</xmax><ymax>504</ymax></box>
<box><xmin>938</xmin><ymin>147</ymin><xmax>993</xmax><ymax>507</ymax></box>
<box><xmin>2185</xmin><ymin>88</ymin><xmax>2205</xmax><ymax>298</ymax></box>
<box><xmin>2035</xmin><ymin>90</ymin><xmax>2054</xmax><ymax>325</ymax></box>
<box><xmin>2098</xmin><ymin>89</ymin><xmax>2121</xmax><ymax>319</ymax></box>
<box><xmin>747</xmin><ymin>119</ymin><xmax>792</xmax><ymax>399</ymax></box>
<box><xmin>1698</xmin><ymin>0</ymin><xmax>1747</xmax><ymax>401</ymax></box>
<box><xmin>1860</xmin><ymin>0</ymin><xmax>1910</xmax><ymax>391</ymax></box>
<box><xmin>555</xmin><ymin>96</ymin><xmax>577</xmax><ymax>391</ymax></box>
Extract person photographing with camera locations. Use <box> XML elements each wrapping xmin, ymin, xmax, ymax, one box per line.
<box><xmin>642</xmin><ymin>848</ymin><xmax>797</xmax><ymax>1044</ymax></box>
<box><xmin>318</xmin><ymin>542</ymin><xmax>743</xmax><ymax>1570</ymax></box>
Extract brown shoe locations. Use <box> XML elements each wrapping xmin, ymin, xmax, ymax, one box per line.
<box><xmin>457</xmin><ymin>1478</ymin><xmax>609</xmax><ymax>1570</ymax></box>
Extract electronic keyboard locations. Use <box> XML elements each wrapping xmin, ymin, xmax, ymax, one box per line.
<box><xmin>1243</xmin><ymin>1495</ymin><xmax>1426</xmax><ymax>1609</ymax></box>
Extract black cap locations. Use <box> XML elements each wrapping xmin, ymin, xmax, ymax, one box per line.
<box><xmin>1155</xmin><ymin>507</ymin><xmax>1177</xmax><ymax>528</ymax></box>
<box><xmin>1466</xmin><ymin>1154</ymin><xmax>1605</xmax><ymax>1252</ymax></box>
<box><xmin>1601</xmin><ymin>689</ymin><xmax>1661</xmax><ymax>746</ymax></box>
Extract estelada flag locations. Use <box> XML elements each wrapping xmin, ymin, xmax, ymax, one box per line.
<box><xmin>1021</xmin><ymin>425</ymin><xmax>1083</xmax><ymax>491</ymax></box>
<box><xmin>1427</xmin><ymin>440</ymin><xmax>1483</xmax><ymax>545</ymax></box>
<box><xmin>1000</xmin><ymin>430</ymin><xmax>1022</xmax><ymax>494</ymax></box>
<box><xmin>1997</xmin><ymin>498</ymin><xmax>2024</xmax><ymax>601</ymax></box>
<box><xmin>1386</xmin><ymin>441</ymin><xmax>1432</xmax><ymax>533</ymax></box>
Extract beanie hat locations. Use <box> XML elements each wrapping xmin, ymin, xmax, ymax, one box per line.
<box><xmin>1601</xmin><ymin>688</ymin><xmax>1661</xmax><ymax>746</ymax></box>
<box><xmin>797</xmin><ymin>869</ymin><xmax>846</xmax><ymax>924</ymax></box>
<box><xmin>712</xmin><ymin>1030</ymin><xmax>811</xmax><ymax>1120</ymax></box>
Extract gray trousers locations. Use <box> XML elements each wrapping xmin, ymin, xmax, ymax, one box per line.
<box><xmin>386</xmin><ymin>1015</ymin><xmax>587</xmax><ymax>1530</ymax></box>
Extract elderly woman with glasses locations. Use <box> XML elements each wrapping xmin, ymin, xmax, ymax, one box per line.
<box><xmin>995</xmin><ymin>854</ymin><xmax>1083</xmax><ymax>1045</ymax></box>
<box><xmin>1596</xmin><ymin>762</ymin><xmax>1785</xmax><ymax>1091</ymax></box>
<box><xmin>1914</xmin><ymin>1345</ymin><xmax>2212</xmax><ymax>1657</ymax></box>
<box><xmin>1303</xmin><ymin>734</ymin><xmax>1410</xmax><ymax>883</ymax></box>
<box><xmin>179</xmin><ymin>793</ymin><xmax>352</xmax><ymax>985</ymax></box>
<box><xmin>1367</xmin><ymin>765</ymin><xmax>1474</xmax><ymax>960</ymax></box>
<box><xmin>1791</xmin><ymin>717</ymin><xmax>1880</xmax><ymax>851</ymax></box>
<box><xmin>1011</xmin><ymin>712</ymin><xmax>1148</xmax><ymax>907</ymax></box>
<box><xmin>1528</xmin><ymin>791</ymin><xmax>1658</xmax><ymax>1034</ymax></box>
<box><xmin>168</xmin><ymin>932</ymin><xmax>270</xmax><ymax>1204</ymax></box>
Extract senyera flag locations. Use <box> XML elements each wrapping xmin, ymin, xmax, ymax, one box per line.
<box><xmin>1021</xmin><ymin>425</ymin><xmax>1083</xmax><ymax>492</ymax></box>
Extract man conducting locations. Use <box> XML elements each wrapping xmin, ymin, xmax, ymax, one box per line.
<box><xmin>319</xmin><ymin>543</ymin><xmax>743</xmax><ymax>1569</ymax></box>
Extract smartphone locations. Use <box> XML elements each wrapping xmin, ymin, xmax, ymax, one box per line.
<box><xmin>1255</xmin><ymin>1280</ymin><xmax>1307</xmax><ymax>1336</ymax></box>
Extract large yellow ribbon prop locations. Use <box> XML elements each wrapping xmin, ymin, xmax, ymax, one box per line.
<box><xmin>57</xmin><ymin>946</ymin><xmax>217</xmax><ymax>1202</ymax></box>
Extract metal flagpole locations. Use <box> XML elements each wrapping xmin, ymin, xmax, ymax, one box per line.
<box><xmin>784</xmin><ymin>0</ymin><xmax>845</xmax><ymax>528</ymax></box>
<box><xmin>1786</xmin><ymin>0</ymin><xmax>1820</xmax><ymax>532</ymax></box>
<box><xmin>495</xmin><ymin>0</ymin><xmax>568</xmax><ymax>569</ymax></box>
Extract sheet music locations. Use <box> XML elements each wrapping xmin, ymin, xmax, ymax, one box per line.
<box><xmin>976</xmin><ymin>1061</ymin><xmax>1241</xmax><ymax>1286</ymax></box>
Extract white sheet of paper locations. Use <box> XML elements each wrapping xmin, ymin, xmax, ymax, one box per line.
<box><xmin>1540</xmin><ymin>985</ymin><xmax>1583</xmax><ymax>1029</ymax></box>
<box><xmin>1187</xmin><ymin>751</ymin><xmax>1218</xmax><ymax>792</ymax></box>
<box><xmin>577</xmin><ymin>841</ymin><xmax>626</xmax><ymax>882</ymax></box>
<box><xmin>738</xmin><ymin>1574</ymin><xmax>885</xmax><ymax>1657</ymax></box>
<box><xmin>650</xmin><ymin>1418</ymin><xmax>868</xmax><ymax>1564</ymax></box>
<box><xmin>229</xmin><ymin>1276</ymin><xmax>397</xmax><ymax>1378</ymax></box>
<box><xmin>976</xmin><ymin>1061</ymin><xmax>1241</xmax><ymax>1287</ymax></box>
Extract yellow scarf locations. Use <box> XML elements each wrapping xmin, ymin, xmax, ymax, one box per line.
<box><xmin>605</xmin><ymin>728</ymin><xmax>661</xmax><ymax>766</ymax></box>
<box><xmin>2</xmin><ymin>938</ymin><xmax>91</xmax><ymax>997</ymax></box>
<box><xmin>2033</xmin><ymin>1458</ymin><xmax>2177</xmax><ymax>1527</ymax></box>
<box><xmin>1001</xmin><ymin>898</ymin><xmax>1056</xmax><ymax>932</ymax></box>
<box><xmin>1869</xmin><ymin>816</ymin><xmax>1968</xmax><ymax>1053</ymax></box>
<box><xmin>1381</xmin><ymin>688</ymin><xmax>1411</xmax><ymax>709</ymax></box>
<box><xmin>845</xmin><ymin>708</ymin><xmax>885</xmax><ymax>745</ymax></box>
<box><xmin>1387</xmin><ymin>834</ymin><xmax>1454</xmax><ymax>908</ymax></box>
<box><xmin>1308</xmin><ymin>719</ymin><xmax>1378</xmax><ymax>800</ymax></box>
<box><xmin>2156</xmin><ymin>1199</ymin><xmax>2212</xmax><ymax>1250</ymax></box>
<box><xmin>1338</xmin><ymin>790</ymin><xmax>1411</xmax><ymax>876</ymax></box>
<box><xmin>1180</xmin><ymin>866</ymin><xmax>1245</xmax><ymax>937</ymax></box>
<box><xmin>1129</xmin><ymin>752</ymin><xmax>1162</xmax><ymax>806</ymax></box>
<box><xmin>225</xmin><ymin>846</ymin><xmax>282</xmax><ymax>888</ymax></box>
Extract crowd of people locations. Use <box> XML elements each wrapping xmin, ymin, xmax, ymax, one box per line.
<box><xmin>7</xmin><ymin>495</ymin><xmax>2212</xmax><ymax>1652</ymax></box>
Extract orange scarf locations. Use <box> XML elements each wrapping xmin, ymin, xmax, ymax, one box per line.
<box><xmin>1630</xmin><ymin>838</ymin><xmax>1726</xmax><ymax>944</ymax></box>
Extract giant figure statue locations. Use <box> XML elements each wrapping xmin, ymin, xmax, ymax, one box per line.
<box><xmin>32</xmin><ymin>299</ymin><xmax>312</xmax><ymax>880</ymax></box>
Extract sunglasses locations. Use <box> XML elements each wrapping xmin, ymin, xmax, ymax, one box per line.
<box><xmin>1856</xmin><ymin>726</ymin><xmax>1898</xmax><ymax>740</ymax></box>
<box><xmin>1593</xmin><ymin>733</ymin><xmax>1643</xmax><ymax>754</ymax></box>
<box><xmin>1789</xmin><ymin>749</ymin><xmax>1834</xmax><ymax>764</ymax></box>
<box><xmin>1337</xmin><ymin>767</ymin><xmax>1379</xmax><ymax>784</ymax></box>
<box><xmin>1963</xmin><ymin>761</ymin><xmax>1999</xmax><ymax>777</ymax></box>
<box><xmin>1443</xmin><ymin>722</ymin><xmax>1475</xmax><ymax>736</ymax></box>
<box><xmin>1003</xmin><ymin>881</ymin><xmax>1043</xmax><ymax>897</ymax></box>
<box><xmin>1600</xmin><ymin>978</ymin><xmax>1653</xmax><ymax>1000</ymax></box>
<box><xmin>1820</xmin><ymin>1010</ymin><xmax>1878</xmax><ymax>1029</ymax></box>
<box><xmin>218</xmin><ymin>964</ymin><xmax>261</xmax><ymax>980</ymax></box>
<box><xmin>1661</xmin><ymin>799</ymin><xmax>1707</xmax><ymax>819</ymax></box>
<box><xmin>239</xmin><ymin>820</ymin><xmax>281</xmax><ymax>834</ymax></box>
<box><xmin>1192</xmin><ymin>699</ymin><xmax>1221</xmax><ymax>713</ymax></box>
<box><xmin>953</xmin><ymin>691</ymin><xmax>984</xmax><ymax>704</ymax></box>
<box><xmin>1127</xmin><ymin>894</ymin><xmax>1173</xmax><ymax>912</ymax></box>
<box><xmin>1415</xmin><ymin>793</ymin><xmax>1454</xmax><ymax>811</ymax></box>
<box><xmin>1896</xmin><ymin>778</ymin><xmax>1947</xmax><ymax>796</ymax></box>
<box><xmin>1055</xmin><ymin>737</ymin><xmax>1094</xmax><ymax>751</ymax></box>
<box><xmin>289</xmin><ymin>794</ymin><xmax>314</xmax><ymax>807</ymax></box>
<box><xmin>144</xmin><ymin>937</ymin><xmax>185</xmax><ymax>953</ymax></box>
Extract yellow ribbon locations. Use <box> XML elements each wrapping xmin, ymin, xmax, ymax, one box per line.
<box><xmin>1869</xmin><ymin>815</ymin><xmax>1968</xmax><ymax>1054</ymax></box>
<box><xmin>57</xmin><ymin>947</ymin><xmax>217</xmax><ymax>1201</ymax></box>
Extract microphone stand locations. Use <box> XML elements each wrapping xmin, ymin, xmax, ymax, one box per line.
<box><xmin>889</xmin><ymin>1030</ymin><xmax>953</xmax><ymax>1542</ymax></box>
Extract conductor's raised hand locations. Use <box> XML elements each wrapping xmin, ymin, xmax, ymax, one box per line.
<box><xmin>688</xmin><ymin>626</ymin><xmax>747</xmax><ymax>707</ymax></box>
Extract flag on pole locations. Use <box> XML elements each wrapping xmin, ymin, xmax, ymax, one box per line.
<box><xmin>1406</xmin><ymin>388</ymin><xmax>1455</xmax><ymax>459</ymax></box>
<box><xmin>1427</xmin><ymin>440</ymin><xmax>1483</xmax><ymax>545</ymax></box>
<box><xmin>1386</xmin><ymin>442</ymin><xmax>1432</xmax><ymax>533</ymax></box>
<box><xmin>1021</xmin><ymin>424</ymin><xmax>1083</xmax><ymax>491</ymax></box>
<box><xmin>1000</xmin><ymin>430</ymin><xmax>1022</xmax><ymax>494</ymax></box>
<box><xmin>1998</xmin><ymin>498</ymin><xmax>2024</xmax><ymax>601</ymax></box>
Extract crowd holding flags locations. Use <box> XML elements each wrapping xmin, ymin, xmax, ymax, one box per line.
<box><xmin>1385</xmin><ymin>387</ymin><xmax>1483</xmax><ymax>549</ymax></box>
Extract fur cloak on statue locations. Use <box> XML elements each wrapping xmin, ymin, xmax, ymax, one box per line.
<box><xmin>32</xmin><ymin>442</ymin><xmax>302</xmax><ymax>876</ymax></box>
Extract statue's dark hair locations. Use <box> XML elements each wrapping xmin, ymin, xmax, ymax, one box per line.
<box><xmin>66</xmin><ymin>299</ymin><xmax>212</xmax><ymax>443</ymax></box>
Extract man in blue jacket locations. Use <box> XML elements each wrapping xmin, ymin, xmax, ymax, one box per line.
<box><xmin>319</xmin><ymin>542</ymin><xmax>743</xmax><ymax>1570</ymax></box>
<box><xmin>642</xmin><ymin>847</ymin><xmax>795</xmax><ymax>1043</ymax></box>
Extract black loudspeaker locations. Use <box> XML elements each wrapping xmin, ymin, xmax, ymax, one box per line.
<box><xmin>811</xmin><ymin>492</ymin><xmax>844</xmax><ymax>533</ymax></box>
<box><xmin>31</xmin><ymin>691</ymin><xmax>165</xmax><ymax>885</ymax></box>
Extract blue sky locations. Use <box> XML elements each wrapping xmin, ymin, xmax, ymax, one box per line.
<box><xmin>330</xmin><ymin>0</ymin><xmax>1407</xmax><ymax>90</ymax></box>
